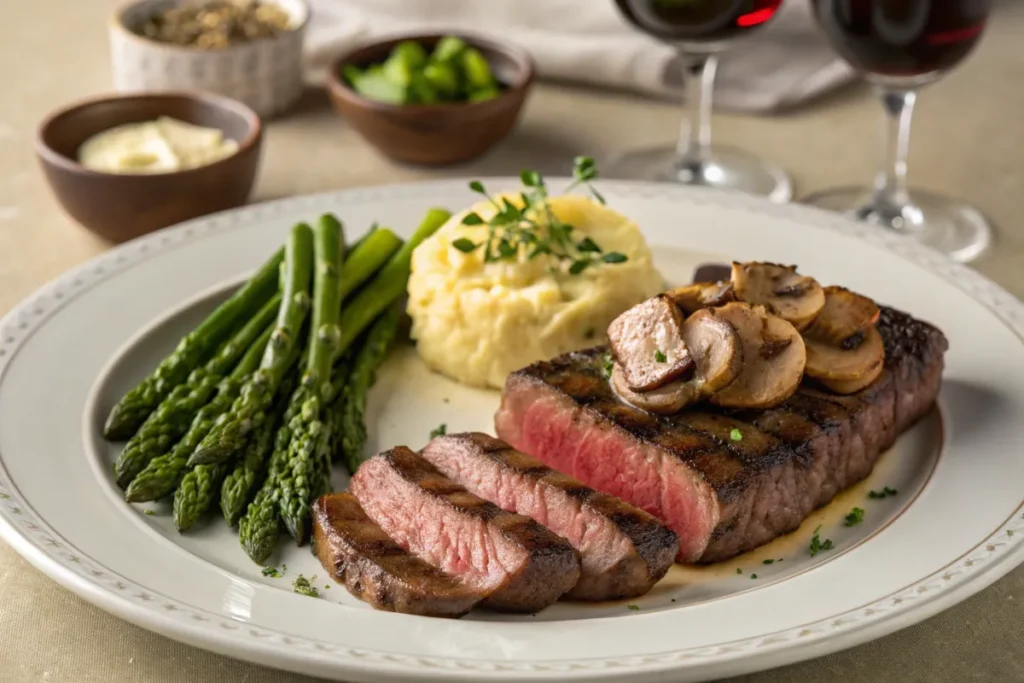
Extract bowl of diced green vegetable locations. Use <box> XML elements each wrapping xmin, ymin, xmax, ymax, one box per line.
<box><xmin>326</xmin><ymin>33</ymin><xmax>535</xmax><ymax>165</ymax></box>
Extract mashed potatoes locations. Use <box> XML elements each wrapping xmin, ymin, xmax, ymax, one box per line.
<box><xmin>406</xmin><ymin>194</ymin><xmax>664</xmax><ymax>389</ymax></box>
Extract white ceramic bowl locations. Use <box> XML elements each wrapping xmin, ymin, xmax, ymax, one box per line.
<box><xmin>109</xmin><ymin>0</ymin><xmax>309</xmax><ymax>118</ymax></box>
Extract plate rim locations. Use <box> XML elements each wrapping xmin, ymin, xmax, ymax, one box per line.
<box><xmin>2</xmin><ymin>178</ymin><xmax>1023</xmax><ymax>681</ymax></box>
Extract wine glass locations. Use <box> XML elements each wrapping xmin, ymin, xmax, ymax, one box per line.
<box><xmin>806</xmin><ymin>0</ymin><xmax>994</xmax><ymax>262</ymax></box>
<box><xmin>606</xmin><ymin>0</ymin><xmax>793</xmax><ymax>202</ymax></box>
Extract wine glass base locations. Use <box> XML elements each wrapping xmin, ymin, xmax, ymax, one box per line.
<box><xmin>602</xmin><ymin>145</ymin><xmax>793</xmax><ymax>203</ymax></box>
<box><xmin>802</xmin><ymin>186</ymin><xmax>993</xmax><ymax>263</ymax></box>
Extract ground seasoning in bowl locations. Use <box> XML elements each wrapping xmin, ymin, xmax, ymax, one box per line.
<box><xmin>137</xmin><ymin>0</ymin><xmax>293</xmax><ymax>49</ymax></box>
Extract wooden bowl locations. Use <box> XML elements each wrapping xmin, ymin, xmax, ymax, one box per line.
<box><xmin>36</xmin><ymin>91</ymin><xmax>262</xmax><ymax>243</ymax></box>
<box><xmin>325</xmin><ymin>33</ymin><xmax>535</xmax><ymax>166</ymax></box>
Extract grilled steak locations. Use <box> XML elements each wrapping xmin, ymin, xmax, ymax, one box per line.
<box><xmin>495</xmin><ymin>306</ymin><xmax>947</xmax><ymax>563</ymax></box>
<box><xmin>350</xmin><ymin>446</ymin><xmax>581</xmax><ymax>612</ymax></box>
<box><xmin>312</xmin><ymin>493</ymin><xmax>483</xmax><ymax>618</ymax></box>
<box><xmin>421</xmin><ymin>432</ymin><xmax>679</xmax><ymax>601</ymax></box>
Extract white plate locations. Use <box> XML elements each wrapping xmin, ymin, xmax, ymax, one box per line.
<box><xmin>1</xmin><ymin>180</ymin><xmax>1022</xmax><ymax>683</ymax></box>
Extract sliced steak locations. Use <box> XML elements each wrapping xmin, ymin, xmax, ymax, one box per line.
<box><xmin>421</xmin><ymin>432</ymin><xmax>679</xmax><ymax>601</ymax></box>
<box><xmin>312</xmin><ymin>493</ymin><xmax>483</xmax><ymax>618</ymax></box>
<box><xmin>350</xmin><ymin>446</ymin><xmax>581</xmax><ymax>612</ymax></box>
<box><xmin>495</xmin><ymin>306</ymin><xmax>947</xmax><ymax>563</ymax></box>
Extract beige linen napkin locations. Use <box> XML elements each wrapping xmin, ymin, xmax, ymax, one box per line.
<box><xmin>304</xmin><ymin>0</ymin><xmax>855</xmax><ymax>113</ymax></box>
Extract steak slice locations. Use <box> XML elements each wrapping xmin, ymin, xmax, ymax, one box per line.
<box><xmin>421</xmin><ymin>432</ymin><xmax>679</xmax><ymax>601</ymax></box>
<box><xmin>312</xmin><ymin>493</ymin><xmax>483</xmax><ymax>618</ymax></box>
<box><xmin>495</xmin><ymin>305</ymin><xmax>947</xmax><ymax>563</ymax></box>
<box><xmin>350</xmin><ymin>446</ymin><xmax>581</xmax><ymax>612</ymax></box>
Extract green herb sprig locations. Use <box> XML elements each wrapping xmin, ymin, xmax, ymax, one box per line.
<box><xmin>454</xmin><ymin>157</ymin><xmax>628</xmax><ymax>275</ymax></box>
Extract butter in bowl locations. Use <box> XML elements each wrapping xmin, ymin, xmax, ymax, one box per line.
<box><xmin>36</xmin><ymin>91</ymin><xmax>262</xmax><ymax>243</ymax></box>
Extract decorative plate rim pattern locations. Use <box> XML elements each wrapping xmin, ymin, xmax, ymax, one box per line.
<box><xmin>1</xmin><ymin>180</ymin><xmax>1023</xmax><ymax>679</ymax></box>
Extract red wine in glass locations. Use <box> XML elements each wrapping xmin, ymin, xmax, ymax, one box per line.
<box><xmin>615</xmin><ymin>0</ymin><xmax>784</xmax><ymax>44</ymax></box>
<box><xmin>812</xmin><ymin>0</ymin><xmax>992</xmax><ymax>79</ymax></box>
<box><xmin>804</xmin><ymin>0</ymin><xmax>996</xmax><ymax>263</ymax></box>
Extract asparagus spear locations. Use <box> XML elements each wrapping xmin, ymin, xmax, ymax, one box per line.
<box><xmin>124</xmin><ymin>326</ymin><xmax>273</xmax><ymax>503</ymax></box>
<box><xmin>104</xmin><ymin>248</ymin><xmax>284</xmax><ymax>440</ymax></box>
<box><xmin>189</xmin><ymin>224</ymin><xmax>315</xmax><ymax>466</ymax></box>
<box><xmin>333</xmin><ymin>208</ymin><xmax>450</xmax><ymax>358</ymax></box>
<box><xmin>113</xmin><ymin>295</ymin><xmax>281</xmax><ymax>489</ymax></box>
<box><xmin>336</xmin><ymin>305</ymin><xmax>401</xmax><ymax>474</ymax></box>
<box><xmin>219</xmin><ymin>372</ymin><xmax>296</xmax><ymax>526</ymax></box>
<box><xmin>277</xmin><ymin>214</ymin><xmax>346</xmax><ymax>542</ymax></box>
<box><xmin>339</xmin><ymin>227</ymin><xmax>403</xmax><ymax>300</ymax></box>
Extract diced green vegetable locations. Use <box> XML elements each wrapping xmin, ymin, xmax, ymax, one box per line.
<box><xmin>468</xmin><ymin>86</ymin><xmax>500</xmax><ymax>102</ymax></box>
<box><xmin>409</xmin><ymin>72</ymin><xmax>439</xmax><ymax>104</ymax></box>
<box><xmin>423</xmin><ymin>62</ymin><xmax>459</xmax><ymax>97</ymax></box>
<box><xmin>392</xmin><ymin>40</ymin><xmax>428</xmax><ymax>69</ymax></box>
<box><xmin>350</xmin><ymin>70</ymin><xmax>408</xmax><ymax>105</ymax></box>
<box><xmin>461</xmin><ymin>47</ymin><xmax>494</xmax><ymax>89</ymax></box>
<box><xmin>432</xmin><ymin>36</ymin><xmax>467</xmax><ymax>62</ymax></box>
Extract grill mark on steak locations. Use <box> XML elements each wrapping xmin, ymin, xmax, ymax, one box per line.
<box><xmin>421</xmin><ymin>432</ymin><xmax>679</xmax><ymax>601</ymax></box>
<box><xmin>495</xmin><ymin>306</ymin><xmax>947</xmax><ymax>563</ymax></box>
<box><xmin>312</xmin><ymin>493</ymin><xmax>483</xmax><ymax>618</ymax></box>
<box><xmin>350</xmin><ymin>446</ymin><xmax>581</xmax><ymax>613</ymax></box>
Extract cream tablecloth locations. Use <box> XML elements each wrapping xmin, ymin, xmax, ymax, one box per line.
<box><xmin>1</xmin><ymin>1</ymin><xmax>1022</xmax><ymax>681</ymax></box>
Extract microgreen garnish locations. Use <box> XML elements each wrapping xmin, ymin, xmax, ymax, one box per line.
<box><xmin>292</xmin><ymin>574</ymin><xmax>319</xmax><ymax>597</ymax></box>
<box><xmin>456</xmin><ymin>157</ymin><xmax>627</xmax><ymax>274</ymax></box>
<box><xmin>429</xmin><ymin>424</ymin><xmax>447</xmax><ymax>439</ymax></box>
<box><xmin>261</xmin><ymin>566</ymin><xmax>282</xmax><ymax>578</ymax></box>
<box><xmin>654</xmin><ymin>349</ymin><xmax>667</xmax><ymax>363</ymax></box>
<box><xmin>602</xmin><ymin>352</ymin><xmax>614</xmax><ymax>379</ymax></box>
<box><xmin>143</xmin><ymin>509</ymin><xmax>154</xmax><ymax>516</ymax></box>
<box><xmin>626</xmin><ymin>604</ymin><xmax>640</xmax><ymax>611</ymax></box>
<box><xmin>750</xmin><ymin>573</ymin><xmax>758</xmax><ymax>579</ymax></box>
<box><xmin>762</xmin><ymin>559</ymin><xmax>774</xmax><ymax>565</ymax></box>
<box><xmin>868</xmin><ymin>486</ymin><xmax>899</xmax><ymax>499</ymax></box>
<box><xmin>844</xmin><ymin>507</ymin><xmax>865</xmax><ymax>526</ymax></box>
<box><xmin>736</xmin><ymin>567</ymin><xmax>743</xmax><ymax>575</ymax></box>
<box><xmin>808</xmin><ymin>525</ymin><xmax>835</xmax><ymax>557</ymax></box>
<box><xmin>730</xmin><ymin>428</ymin><xmax>743</xmax><ymax>442</ymax></box>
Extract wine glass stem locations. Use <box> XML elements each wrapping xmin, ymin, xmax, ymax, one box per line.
<box><xmin>869</xmin><ymin>87</ymin><xmax>919</xmax><ymax>227</ymax></box>
<box><xmin>676</xmin><ymin>53</ymin><xmax>717</xmax><ymax>168</ymax></box>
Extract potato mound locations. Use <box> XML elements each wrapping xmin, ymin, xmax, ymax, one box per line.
<box><xmin>406</xmin><ymin>194</ymin><xmax>664</xmax><ymax>389</ymax></box>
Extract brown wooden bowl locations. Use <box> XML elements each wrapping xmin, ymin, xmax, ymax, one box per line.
<box><xmin>326</xmin><ymin>33</ymin><xmax>535</xmax><ymax>166</ymax></box>
<box><xmin>36</xmin><ymin>91</ymin><xmax>262</xmax><ymax>243</ymax></box>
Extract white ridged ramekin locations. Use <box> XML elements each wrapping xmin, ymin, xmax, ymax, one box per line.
<box><xmin>109</xmin><ymin>0</ymin><xmax>309</xmax><ymax>118</ymax></box>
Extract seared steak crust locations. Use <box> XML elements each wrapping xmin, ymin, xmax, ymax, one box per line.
<box><xmin>312</xmin><ymin>493</ymin><xmax>482</xmax><ymax>618</ymax></box>
<box><xmin>495</xmin><ymin>305</ymin><xmax>947</xmax><ymax>563</ymax></box>
<box><xmin>422</xmin><ymin>432</ymin><xmax>678</xmax><ymax>601</ymax></box>
<box><xmin>350</xmin><ymin>446</ymin><xmax>581</xmax><ymax>612</ymax></box>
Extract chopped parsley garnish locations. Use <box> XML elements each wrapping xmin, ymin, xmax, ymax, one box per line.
<box><xmin>654</xmin><ymin>349</ymin><xmax>667</xmax><ymax>363</ymax></box>
<box><xmin>808</xmin><ymin>525</ymin><xmax>835</xmax><ymax>557</ymax></box>
<box><xmin>868</xmin><ymin>486</ymin><xmax>899</xmax><ymax>499</ymax></box>
<box><xmin>456</xmin><ymin>158</ymin><xmax>627</xmax><ymax>275</ymax></box>
<box><xmin>429</xmin><ymin>423</ymin><xmax>447</xmax><ymax>439</ymax></box>
<box><xmin>143</xmin><ymin>509</ymin><xmax>154</xmax><ymax>516</ymax></box>
<box><xmin>750</xmin><ymin>574</ymin><xmax>758</xmax><ymax>579</ymax></box>
<box><xmin>602</xmin><ymin>353</ymin><xmax>614</xmax><ymax>379</ymax></box>
<box><xmin>762</xmin><ymin>559</ymin><xmax>775</xmax><ymax>565</ymax></box>
<box><xmin>261</xmin><ymin>566</ymin><xmax>282</xmax><ymax>578</ymax></box>
<box><xmin>292</xmin><ymin>574</ymin><xmax>319</xmax><ymax>598</ymax></box>
<box><xmin>736</xmin><ymin>567</ymin><xmax>743</xmax><ymax>574</ymax></box>
<box><xmin>729</xmin><ymin>428</ymin><xmax>743</xmax><ymax>442</ymax></box>
<box><xmin>626</xmin><ymin>604</ymin><xmax>640</xmax><ymax>611</ymax></box>
<box><xmin>844</xmin><ymin>507</ymin><xmax>865</xmax><ymax>526</ymax></box>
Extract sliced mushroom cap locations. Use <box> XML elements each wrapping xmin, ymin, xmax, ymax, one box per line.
<box><xmin>804</xmin><ymin>325</ymin><xmax>885</xmax><ymax>381</ymax></box>
<box><xmin>710</xmin><ymin>302</ymin><xmax>806</xmax><ymax>409</ymax></box>
<box><xmin>664</xmin><ymin>281</ymin><xmax>735</xmax><ymax>315</ymax></box>
<box><xmin>730</xmin><ymin>262</ymin><xmax>825</xmax><ymax>331</ymax></box>
<box><xmin>611</xmin><ymin>364</ymin><xmax>699</xmax><ymax>415</ymax></box>
<box><xmin>804</xmin><ymin>286</ymin><xmax>881</xmax><ymax>346</ymax></box>
<box><xmin>607</xmin><ymin>294</ymin><xmax>693</xmax><ymax>392</ymax></box>
<box><xmin>818</xmin><ymin>356</ymin><xmax>884</xmax><ymax>394</ymax></box>
<box><xmin>682</xmin><ymin>308</ymin><xmax>742</xmax><ymax>393</ymax></box>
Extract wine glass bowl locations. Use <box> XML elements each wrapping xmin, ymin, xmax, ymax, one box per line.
<box><xmin>804</xmin><ymin>0</ymin><xmax>994</xmax><ymax>262</ymax></box>
<box><xmin>605</xmin><ymin>0</ymin><xmax>793</xmax><ymax>202</ymax></box>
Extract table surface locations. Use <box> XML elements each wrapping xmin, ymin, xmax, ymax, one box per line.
<box><xmin>2</xmin><ymin>1</ymin><xmax>1023</xmax><ymax>682</ymax></box>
